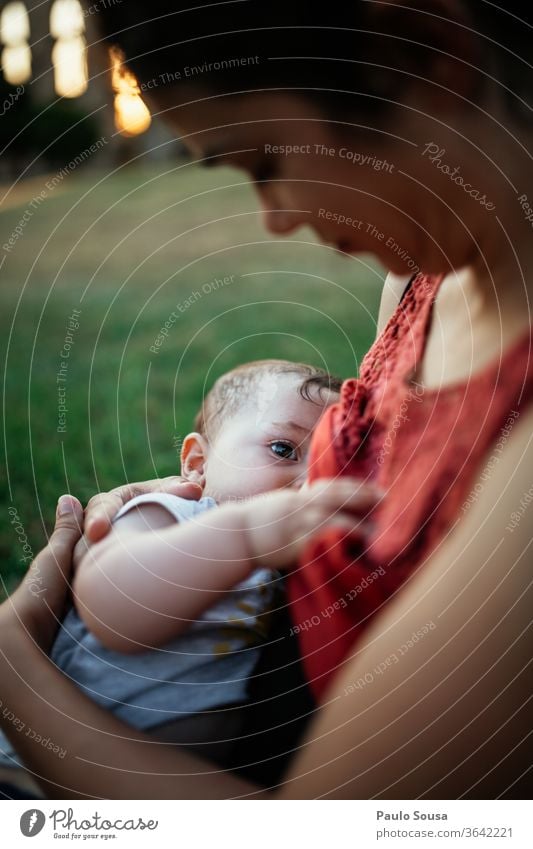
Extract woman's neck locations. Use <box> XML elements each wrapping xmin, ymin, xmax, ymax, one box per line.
<box><xmin>416</xmin><ymin>261</ymin><xmax>531</xmax><ymax>391</ymax></box>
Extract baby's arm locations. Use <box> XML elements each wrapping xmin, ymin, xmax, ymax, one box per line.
<box><xmin>73</xmin><ymin>500</ymin><xmax>256</xmax><ymax>653</ymax></box>
<box><xmin>74</xmin><ymin>481</ymin><xmax>377</xmax><ymax>653</ymax></box>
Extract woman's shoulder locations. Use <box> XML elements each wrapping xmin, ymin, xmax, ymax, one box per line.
<box><xmin>487</xmin><ymin>402</ymin><xmax>533</xmax><ymax>528</ymax></box>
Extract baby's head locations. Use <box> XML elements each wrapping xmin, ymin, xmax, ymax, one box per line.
<box><xmin>180</xmin><ymin>360</ymin><xmax>342</xmax><ymax>503</ymax></box>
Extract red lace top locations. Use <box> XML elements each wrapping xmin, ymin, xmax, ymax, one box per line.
<box><xmin>287</xmin><ymin>273</ymin><xmax>533</xmax><ymax>700</ymax></box>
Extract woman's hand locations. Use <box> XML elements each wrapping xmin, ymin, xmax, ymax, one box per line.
<box><xmin>73</xmin><ymin>476</ymin><xmax>204</xmax><ymax>572</ymax></box>
<box><xmin>83</xmin><ymin>476</ymin><xmax>203</xmax><ymax>543</ymax></box>
<box><xmin>1</xmin><ymin>495</ymin><xmax>83</xmax><ymax>654</ymax></box>
<box><xmin>242</xmin><ymin>478</ymin><xmax>381</xmax><ymax>569</ymax></box>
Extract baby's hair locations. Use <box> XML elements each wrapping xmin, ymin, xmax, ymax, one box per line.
<box><xmin>194</xmin><ymin>359</ymin><xmax>343</xmax><ymax>440</ymax></box>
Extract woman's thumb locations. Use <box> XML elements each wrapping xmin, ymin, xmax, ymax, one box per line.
<box><xmin>55</xmin><ymin>494</ymin><xmax>84</xmax><ymax>535</ymax></box>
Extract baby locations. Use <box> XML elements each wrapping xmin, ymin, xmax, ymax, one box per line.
<box><xmin>0</xmin><ymin>359</ymin><xmax>364</xmax><ymax>786</ymax></box>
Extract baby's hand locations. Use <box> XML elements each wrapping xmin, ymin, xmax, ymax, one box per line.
<box><xmin>241</xmin><ymin>478</ymin><xmax>381</xmax><ymax>569</ymax></box>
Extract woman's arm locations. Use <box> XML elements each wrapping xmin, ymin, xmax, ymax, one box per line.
<box><xmin>74</xmin><ymin>481</ymin><xmax>375</xmax><ymax>652</ymax></box>
<box><xmin>0</xmin><ymin>625</ymin><xmax>261</xmax><ymax>799</ymax></box>
<box><xmin>0</xmin><ymin>494</ymin><xmax>260</xmax><ymax>799</ymax></box>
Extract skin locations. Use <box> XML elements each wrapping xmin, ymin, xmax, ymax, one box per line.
<box><xmin>152</xmin><ymin>82</ymin><xmax>533</xmax><ymax>387</ymax></box>
<box><xmin>74</xmin><ymin>479</ymin><xmax>373</xmax><ymax>652</ymax></box>
<box><xmin>184</xmin><ymin>373</ymin><xmax>339</xmax><ymax>500</ymax></box>
<box><xmin>74</xmin><ymin>376</ymin><xmax>378</xmax><ymax>652</ymax></box>
<box><xmin>0</xmin><ymin>2</ymin><xmax>531</xmax><ymax>797</ymax></box>
<box><xmin>1</xmin><ymin>424</ymin><xmax>531</xmax><ymax>798</ymax></box>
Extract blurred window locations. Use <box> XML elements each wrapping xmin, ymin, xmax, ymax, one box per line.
<box><xmin>1</xmin><ymin>2</ymin><xmax>31</xmax><ymax>85</ymax></box>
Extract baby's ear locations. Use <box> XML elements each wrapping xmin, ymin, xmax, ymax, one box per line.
<box><xmin>180</xmin><ymin>433</ymin><xmax>208</xmax><ymax>488</ymax></box>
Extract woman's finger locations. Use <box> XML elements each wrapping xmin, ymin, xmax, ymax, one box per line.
<box><xmin>84</xmin><ymin>490</ymin><xmax>129</xmax><ymax>542</ymax></box>
<box><xmin>85</xmin><ymin>477</ymin><xmax>203</xmax><ymax>542</ymax></box>
<box><xmin>46</xmin><ymin>495</ymin><xmax>85</xmax><ymax>577</ymax></box>
<box><xmin>8</xmin><ymin>495</ymin><xmax>84</xmax><ymax>652</ymax></box>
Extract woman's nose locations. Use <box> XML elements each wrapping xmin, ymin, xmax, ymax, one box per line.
<box><xmin>256</xmin><ymin>179</ymin><xmax>306</xmax><ymax>235</ymax></box>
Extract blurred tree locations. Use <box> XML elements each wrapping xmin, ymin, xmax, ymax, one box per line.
<box><xmin>30</xmin><ymin>98</ymin><xmax>101</xmax><ymax>167</ymax></box>
<box><xmin>0</xmin><ymin>77</ymin><xmax>101</xmax><ymax>178</ymax></box>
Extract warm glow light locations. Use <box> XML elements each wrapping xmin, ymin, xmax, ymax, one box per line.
<box><xmin>1</xmin><ymin>43</ymin><xmax>31</xmax><ymax>84</ymax></box>
<box><xmin>49</xmin><ymin>0</ymin><xmax>84</xmax><ymax>39</ymax></box>
<box><xmin>52</xmin><ymin>36</ymin><xmax>87</xmax><ymax>97</ymax></box>
<box><xmin>1</xmin><ymin>2</ymin><xmax>31</xmax><ymax>84</ymax></box>
<box><xmin>0</xmin><ymin>2</ymin><xmax>30</xmax><ymax>46</ymax></box>
<box><xmin>114</xmin><ymin>92</ymin><xmax>152</xmax><ymax>137</ymax></box>
<box><xmin>110</xmin><ymin>47</ymin><xmax>152</xmax><ymax>137</ymax></box>
<box><xmin>49</xmin><ymin>0</ymin><xmax>86</xmax><ymax>98</ymax></box>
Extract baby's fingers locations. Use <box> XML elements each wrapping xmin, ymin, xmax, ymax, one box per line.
<box><xmin>273</xmin><ymin>511</ymin><xmax>372</xmax><ymax>571</ymax></box>
<box><xmin>307</xmin><ymin>478</ymin><xmax>383</xmax><ymax>515</ymax></box>
<box><xmin>323</xmin><ymin>512</ymin><xmax>374</xmax><ymax>540</ymax></box>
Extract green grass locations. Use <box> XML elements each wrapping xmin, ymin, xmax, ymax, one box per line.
<box><xmin>1</xmin><ymin>161</ymin><xmax>384</xmax><ymax>595</ymax></box>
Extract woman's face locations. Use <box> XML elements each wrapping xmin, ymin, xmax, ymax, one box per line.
<box><xmin>156</xmin><ymin>90</ymin><xmax>495</xmax><ymax>275</ymax></box>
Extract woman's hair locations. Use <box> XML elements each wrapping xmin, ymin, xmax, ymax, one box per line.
<box><xmin>95</xmin><ymin>1</ymin><xmax>533</xmax><ymax>122</ymax></box>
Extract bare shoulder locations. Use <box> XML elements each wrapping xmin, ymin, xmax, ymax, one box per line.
<box><xmin>279</xmin><ymin>405</ymin><xmax>533</xmax><ymax>799</ymax></box>
<box><xmin>376</xmin><ymin>272</ymin><xmax>412</xmax><ymax>336</ymax></box>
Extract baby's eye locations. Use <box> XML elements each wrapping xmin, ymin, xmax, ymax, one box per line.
<box><xmin>269</xmin><ymin>440</ymin><xmax>298</xmax><ymax>461</ymax></box>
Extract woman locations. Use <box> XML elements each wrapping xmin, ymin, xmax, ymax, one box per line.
<box><xmin>0</xmin><ymin>0</ymin><xmax>531</xmax><ymax>798</ymax></box>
